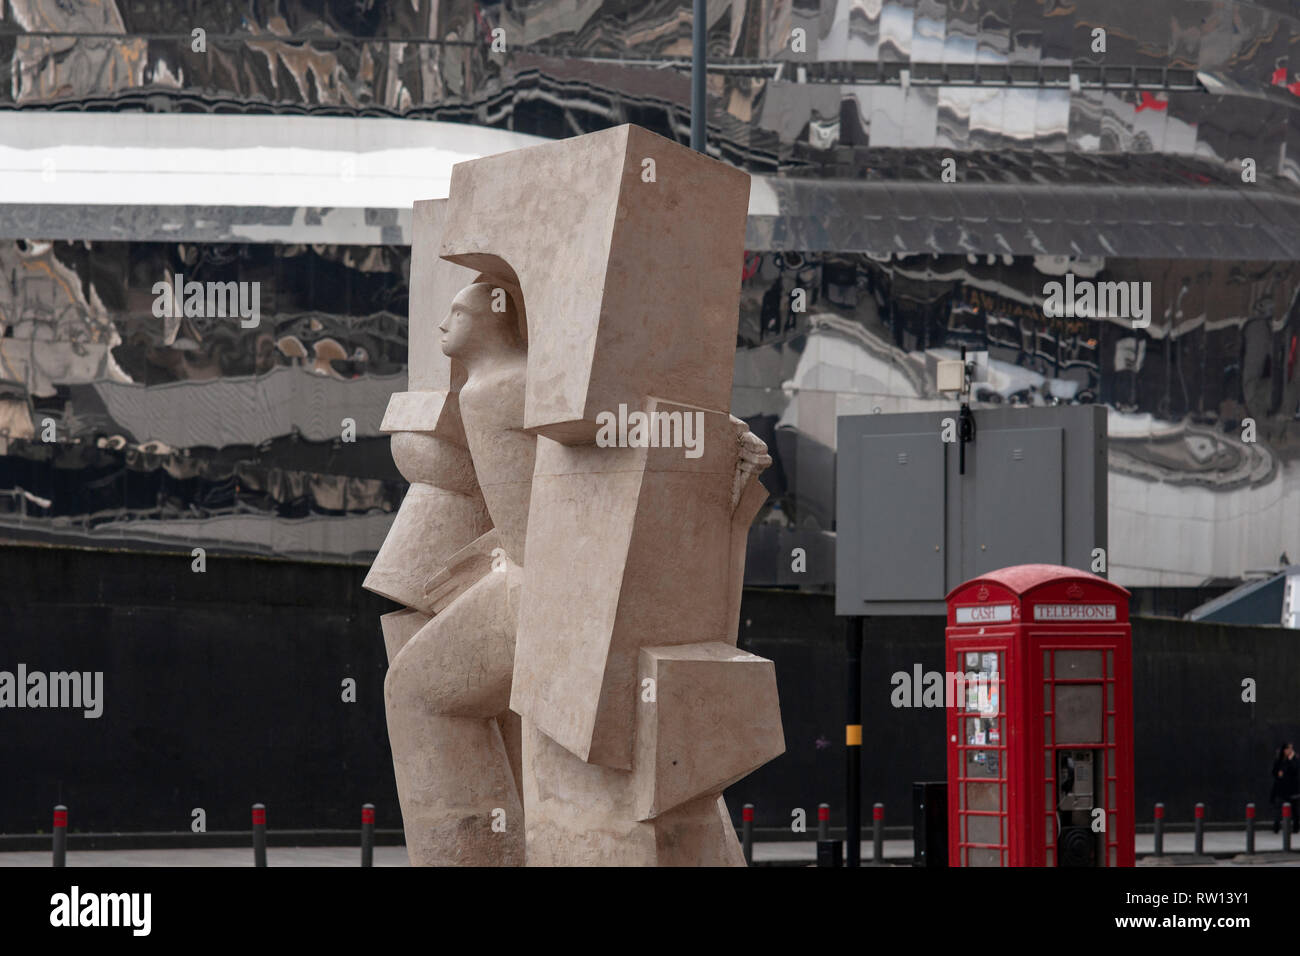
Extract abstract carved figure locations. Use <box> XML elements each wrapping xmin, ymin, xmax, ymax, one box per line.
<box><xmin>367</xmin><ymin>125</ymin><xmax>785</xmax><ymax>865</ymax></box>
<box><xmin>363</xmin><ymin>204</ymin><xmax>528</xmax><ymax>866</ymax></box>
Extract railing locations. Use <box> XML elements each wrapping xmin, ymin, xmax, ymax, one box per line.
<box><xmin>45</xmin><ymin>803</ymin><xmax>380</xmax><ymax>867</ymax></box>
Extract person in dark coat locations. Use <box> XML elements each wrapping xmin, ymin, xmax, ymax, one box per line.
<box><xmin>1272</xmin><ymin>742</ymin><xmax>1300</xmax><ymax>833</ymax></box>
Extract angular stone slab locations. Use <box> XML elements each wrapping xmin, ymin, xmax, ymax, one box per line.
<box><xmin>634</xmin><ymin>642</ymin><xmax>785</xmax><ymax>821</ymax></box>
<box><xmin>437</xmin><ymin>124</ymin><xmax>751</xmax><ymax>442</ymax></box>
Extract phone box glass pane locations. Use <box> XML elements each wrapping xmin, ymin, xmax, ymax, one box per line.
<box><xmin>968</xmin><ymin>846</ymin><xmax>1001</xmax><ymax>867</ymax></box>
<box><xmin>967</xmin><ymin>813</ymin><xmax>1001</xmax><ymax>846</ymax></box>
<box><xmin>1054</xmin><ymin>650</ymin><xmax>1103</xmax><ymax>679</ymax></box>
<box><xmin>966</xmin><ymin>781</ymin><xmax>1001</xmax><ymax>811</ymax></box>
<box><xmin>1055</xmin><ymin>684</ymin><xmax>1104</xmax><ymax>743</ymax></box>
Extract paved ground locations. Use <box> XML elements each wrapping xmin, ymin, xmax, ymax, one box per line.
<box><xmin>0</xmin><ymin>830</ymin><xmax>1295</xmax><ymax>865</ymax></box>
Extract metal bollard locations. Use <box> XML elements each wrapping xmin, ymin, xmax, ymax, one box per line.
<box><xmin>52</xmin><ymin>805</ymin><xmax>67</xmax><ymax>868</ymax></box>
<box><xmin>361</xmin><ymin>804</ymin><xmax>375</xmax><ymax>867</ymax></box>
<box><xmin>1246</xmin><ymin>803</ymin><xmax>1255</xmax><ymax>855</ymax></box>
<box><xmin>252</xmin><ymin>803</ymin><xmax>267</xmax><ymax>867</ymax></box>
<box><xmin>817</xmin><ymin>803</ymin><xmax>829</xmax><ymax>842</ymax></box>
<box><xmin>1193</xmin><ymin>803</ymin><xmax>1204</xmax><ymax>856</ymax></box>
<box><xmin>1284</xmin><ymin>803</ymin><xmax>1293</xmax><ymax>852</ymax></box>
<box><xmin>872</xmin><ymin>803</ymin><xmax>884</xmax><ymax>864</ymax></box>
<box><xmin>741</xmin><ymin>803</ymin><xmax>754</xmax><ymax>865</ymax></box>
<box><xmin>1153</xmin><ymin>803</ymin><xmax>1164</xmax><ymax>857</ymax></box>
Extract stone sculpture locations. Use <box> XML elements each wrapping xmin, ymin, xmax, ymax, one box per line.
<box><xmin>365</xmin><ymin>125</ymin><xmax>784</xmax><ymax>866</ymax></box>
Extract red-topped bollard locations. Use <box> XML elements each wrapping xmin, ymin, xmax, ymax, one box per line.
<box><xmin>1194</xmin><ymin>803</ymin><xmax>1205</xmax><ymax>856</ymax></box>
<box><xmin>361</xmin><ymin>804</ymin><xmax>375</xmax><ymax>868</ymax></box>
<box><xmin>1284</xmin><ymin>803</ymin><xmax>1293</xmax><ymax>853</ymax></box>
<box><xmin>815</xmin><ymin>802</ymin><xmax>842</xmax><ymax>867</ymax></box>
<box><xmin>252</xmin><ymin>803</ymin><xmax>267</xmax><ymax>867</ymax></box>
<box><xmin>52</xmin><ymin>805</ymin><xmax>67</xmax><ymax>867</ymax></box>
<box><xmin>1153</xmin><ymin>803</ymin><xmax>1164</xmax><ymax>857</ymax></box>
<box><xmin>1246</xmin><ymin>803</ymin><xmax>1256</xmax><ymax>854</ymax></box>
<box><xmin>872</xmin><ymin>803</ymin><xmax>884</xmax><ymax>864</ymax></box>
<box><xmin>741</xmin><ymin>803</ymin><xmax>754</xmax><ymax>865</ymax></box>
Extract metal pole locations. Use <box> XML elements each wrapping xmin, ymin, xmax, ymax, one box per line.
<box><xmin>361</xmin><ymin>803</ymin><xmax>375</xmax><ymax>868</ymax></box>
<box><xmin>873</xmin><ymin>803</ymin><xmax>884</xmax><ymax>864</ymax></box>
<box><xmin>845</xmin><ymin>617</ymin><xmax>863</xmax><ymax>868</ymax></box>
<box><xmin>1284</xmin><ymin>803</ymin><xmax>1293</xmax><ymax>852</ymax></box>
<box><xmin>741</xmin><ymin>803</ymin><xmax>754</xmax><ymax>865</ymax></box>
<box><xmin>1193</xmin><ymin>802</ymin><xmax>1204</xmax><ymax>856</ymax></box>
<box><xmin>1245</xmin><ymin>803</ymin><xmax>1255</xmax><ymax>855</ymax></box>
<box><xmin>1153</xmin><ymin>803</ymin><xmax>1164</xmax><ymax>856</ymax></box>
<box><xmin>817</xmin><ymin>803</ymin><xmax>829</xmax><ymax>842</ymax></box>
<box><xmin>252</xmin><ymin>803</ymin><xmax>267</xmax><ymax>867</ymax></box>
<box><xmin>690</xmin><ymin>0</ymin><xmax>706</xmax><ymax>152</ymax></box>
<box><xmin>52</xmin><ymin>805</ymin><xmax>67</xmax><ymax>867</ymax></box>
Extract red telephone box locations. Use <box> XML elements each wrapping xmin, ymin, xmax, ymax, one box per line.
<box><xmin>944</xmin><ymin>564</ymin><xmax>1134</xmax><ymax>867</ymax></box>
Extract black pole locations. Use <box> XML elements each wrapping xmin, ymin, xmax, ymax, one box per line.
<box><xmin>691</xmin><ymin>0</ymin><xmax>706</xmax><ymax>152</ymax></box>
<box><xmin>846</xmin><ymin>617</ymin><xmax>863</xmax><ymax>867</ymax></box>
<box><xmin>1246</xmin><ymin>803</ymin><xmax>1255</xmax><ymax>855</ymax></box>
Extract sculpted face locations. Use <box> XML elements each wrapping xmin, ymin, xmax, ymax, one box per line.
<box><xmin>440</xmin><ymin>283</ymin><xmax>520</xmax><ymax>360</ymax></box>
<box><xmin>438</xmin><ymin>286</ymin><xmax>483</xmax><ymax>358</ymax></box>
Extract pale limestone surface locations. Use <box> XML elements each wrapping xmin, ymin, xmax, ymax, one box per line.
<box><xmin>367</xmin><ymin>125</ymin><xmax>785</xmax><ymax>866</ymax></box>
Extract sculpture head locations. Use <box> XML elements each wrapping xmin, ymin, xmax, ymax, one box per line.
<box><xmin>439</xmin><ymin>280</ymin><xmax>525</xmax><ymax>363</ymax></box>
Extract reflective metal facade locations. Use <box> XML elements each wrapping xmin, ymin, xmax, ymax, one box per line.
<box><xmin>4</xmin><ymin>0</ymin><xmax>1300</xmax><ymax>589</ymax></box>
<box><xmin>6</xmin><ymin>0</ymin><xmax>1300</xmax><ymax>178</ymax></box>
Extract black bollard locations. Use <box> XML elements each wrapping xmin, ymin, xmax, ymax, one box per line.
<box><xmin>1193</xmin><ymin>803</ymin><xmax>1204</xmax><ymax>856</ymax></box>
<box><xmin>1153</xmin><ymin>803</ymin><xmax>1164</xmax><ymax>857</ymax></box>
<box><xmin>1285</xmin><ymin>803</ymin><xmax>1293</xmax><ymax>852</ymax></box>
<box><xmin>815</xmin><ymin>839</ymin><xmax>843</xmax><ymax>867</ymax></box>
<box><xmin>52</xmin><ymin>805</ymin><xmax>67</xmax><ymax>868</ymax></box>
<box><xmin>252</xmin><ymin>803</ymin><xmax>267</xmax><ymax>867</ymax></box>
<box><xmin>742</xmin><ymin>803</ymin><xmax>754</xmax><ymax>865</ymax></box>
<box><xmin>1246</xmin><ymin>803</ymin><xmax>1255</xmax><ymax>854</ymax></box>
<box><xmin>873</xmin><ymin>803</ymin><xmax>884</xmax><ymax>864</ymax></box>
<box><xmin>361</xmin><ymin>804</ymin><xmax>375</xmax><ymax>868</ymax></box>
<box><xmin>817</xmin><ymin>803</ymin><xmax>829</xmax><ymax>842</ymax></box>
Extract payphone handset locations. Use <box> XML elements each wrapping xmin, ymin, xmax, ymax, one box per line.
<box><xmin>1058</xmin><ymin>750</ymin><xmax>1094</xmax><ymax>812</ymax></box>
<box><xmin>1056</xmin><ymin>749</ymin><xmax>1102</xmax><ymax>866</ymax></box>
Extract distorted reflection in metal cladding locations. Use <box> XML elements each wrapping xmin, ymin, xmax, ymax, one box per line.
<box><xmin>0</xmin><ymin>237</ymin><xmax>409</xmax><ymax>560</ymax></box>
<box><xmin>5</xmin><ymin>0</ymin><xmax>1300</xmax><ymax>588</ymax></box>
<box><xmin>2</xmin><ymin>238</ymin><xmax>1298</xmax><ymax>588</ymax></box>
<box><xmin>4</xmin><ymin>0</ymin><xmax>1300</xmax><ymax>177</ymax></box>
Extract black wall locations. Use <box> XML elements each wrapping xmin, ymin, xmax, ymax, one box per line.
<box><xmin>0</xmin><ymin>544</ymin><xmax>397</xmax><ymax>834</ymax></box>
<box><xmin>1</xmin><ymin>545</ymin><xmax>1294</xmax><ymax>836</ymax></box>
